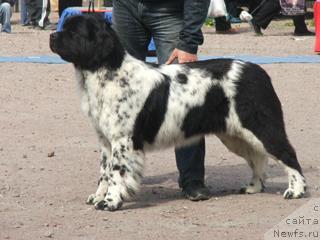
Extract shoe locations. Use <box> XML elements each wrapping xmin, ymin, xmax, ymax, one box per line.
<box><xmin>34</xmin><ymin>24</ymin><xmax>56</xmax><ymax>31</ymax></box>
<box><xmin>43</xmin><ymin>24</ymin><xmax>56</xmax><ymax>31</ymax></box>
<box><xmin>294</xmin><ymin>30</ymin><xmax>315</xmax><ymax>36</ymax></box>
<box><xmin>216</xmin><ymin>28</ymin><xmax>238</xmax><ymax>34</ymax></box>
<box><xmin>182</xmin><ymin>181</ymin><xmax>211</xmax><ymax>201</ymax></box>
<box><xmin>22</xmin><ymin>22</ymin><xmax>31</xmax><ymax>26</ymax></box>
<box><xmin>250</xmin><ymin>21</ymin><xmax>263</xmax><ymax>36</ymax></box>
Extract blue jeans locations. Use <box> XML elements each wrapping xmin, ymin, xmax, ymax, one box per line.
<box><xmin>112</xmin><ymin>0</ymin><xmax>206</xmax><ymax>188</ymax></box>
<box><xmin>20</xmin><ymin>0</ymin><xmax>29</xmax><ymax>25</ymax></box>
<box><xmin>0</xmin><ymin>2</ymin><xmax>12</xmax><ymax>33</ymax></box>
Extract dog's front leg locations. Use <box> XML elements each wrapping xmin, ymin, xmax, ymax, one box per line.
<box><xmin>99</xmin><ymin>137</ymin><xmax>145</xmax><ymax>211</ymax></box>
<box><xmin>86</xmin><ymin>144</ymin><xmax>111</xmax><ymax>208</ymax></box>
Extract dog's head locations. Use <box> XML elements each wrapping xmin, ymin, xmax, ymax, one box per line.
<box><xmin>50</xmin><ymin>14</ymin><xmax>124</xmax><ymax>71</ymax></box>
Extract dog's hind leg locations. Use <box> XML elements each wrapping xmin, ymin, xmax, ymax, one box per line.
<box><xmin>96</xmin><ymin>137</ymin><xmax>145</xmax><ymax>211</ymax></box>
<box><xmin>217</xmin><ymin>134</ymin><xmax>268</xmax><ymax>194</ymax></box>
<box><xmin>262</xmin><ymin>137</ymin><xmax>306</xmax><ymax>199</ymax></box>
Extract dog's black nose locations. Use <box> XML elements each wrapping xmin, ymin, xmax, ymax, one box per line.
<box><xmin>50</xmin><ymin>32</ymin><xmax>58</xmax><ymax>41</ymax></box>
<box><xmin>49</xmin><ymin>32</ymin><xmax>58</xmax><ymax>53</ymax></box>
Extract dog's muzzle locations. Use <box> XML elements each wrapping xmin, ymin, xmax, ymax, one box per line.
<box><xmin>49</xmin><ymin>32</ymin><xmax>58</xmax><ymax>53</ymax></box>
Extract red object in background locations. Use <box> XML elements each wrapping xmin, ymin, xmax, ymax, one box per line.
<box><xmin>315</xmin><ymin>0</ymin><xmax>320</xmax><ymax>53</ymax></box>
<box><xmin>81</xmin><ymin>9</ymin><xmax>112</xmax><ymax>13</ymax></box>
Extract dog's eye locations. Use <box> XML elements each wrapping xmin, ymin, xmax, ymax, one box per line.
<box><xmin>65</xmin><ymin>30</ymin><xmax>76</xmax><ymax>36</ymax></box>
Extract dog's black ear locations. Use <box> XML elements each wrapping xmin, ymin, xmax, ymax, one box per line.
<box><xmin>100</xmin><ymin>29</ymin><xmax>115</xmax><ymax>56</ymax></box>
<box><xmin>94</xmin><ymin>21</ymin><xmax>124</xmax><ymax>70</ymax></box>
<box><xmin>102</xmin><ymin>21</ymin><xmax>114</xmax><ymax>52</ymax></box>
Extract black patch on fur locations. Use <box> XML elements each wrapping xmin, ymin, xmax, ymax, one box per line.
<box><xmin>234</xmin><ymin>62</ymin><xmax>303</xmax><ymax>174</ymax></box>
<box><xmin>120</xmin><ymin>145</ymin><xmax>126</xmax><ymax>153</ymax></box>
<box><xmin>292</xmin><ymin>175</ymin><xmax>297</xmax><ymax>182</ymax></box>
<box><xmin>122</xmin><ymin>164</ymin><xmax>130</xmax><ymax>172</ymax></box>
<box><xmin>119</xmin><ymin>77</ymin><xmax>129</xmax><ymax>87</ymax></box>
<box><xmin>101</xmin><ymin>154</ymin><xmax>107</xmax><ymax>169</ymax></box>
<box><xmin>185</xmin><ymin>59</ymin><xmax>232</xmax><ymax>80</ymax></box>
<box><xmin>98</xmin><ymin>177</ymin><xmax>102</xmax><ymax>185</ymax></box>
<box><xmin>182</xmin><ymin>85</ymin><xmax>229</xmax><ymax>138</ymax></box>
<box><xmin>120</xmin><ymin>169</ymin><xmax>125</xmax><ymax>176</ymax></box>
<box><xmin>113</xmin><ymin>165</ymin><xmax>121</xmax><ymax>171</ymax></box>
<box><xmin>132</xmin><ymin>75</ymin><xmax>170</xmax><ymax>150</ymax></box>
<box><xmin>118</xmin><ymin>96</ymin><xmax>128</xmax><ymax>103</ymax></box>
<box><xmin>113</xmin><ymin>151</ymin><xmax>119</xmax><ymax>159</ymax></box>
<box><xmin>105</xmin><ymin>71</ymin><xmax>118</xmax><ymax>81</ymax></box>
<box><xmin>176</xmin><ymin>73</ymin><xmax>188</xmax><ymax>84</ymax></box>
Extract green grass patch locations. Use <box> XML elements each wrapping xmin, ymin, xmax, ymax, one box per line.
<box><xmin>205</xmin><ymin>18</ymin><xmax>215</xmax><ymax>27</ymax></box>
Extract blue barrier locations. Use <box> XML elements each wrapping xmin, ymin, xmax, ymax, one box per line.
<box><xmin>1</xmin><ymin>55</ymin><xmax>319</xmax><ymax>64</ymax></box>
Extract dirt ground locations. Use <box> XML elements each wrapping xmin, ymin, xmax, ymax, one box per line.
<box><xmin>0</xmin><ymin>12</ymin><xmax>319</xmax><ymax>240</ymax></box>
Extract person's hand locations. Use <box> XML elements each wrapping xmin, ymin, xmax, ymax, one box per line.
<box><xmin>165</xmin><ymin>48</ymin><xmax>198</xmax><ymax>64</ymax></box>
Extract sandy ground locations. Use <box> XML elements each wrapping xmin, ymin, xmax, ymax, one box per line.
<box><xmin>0</xmin><ymin>12</ymin><xmax>319</xmax><ymax>240</ymax></box>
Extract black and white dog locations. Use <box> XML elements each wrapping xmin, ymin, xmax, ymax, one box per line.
<box><xmin>50</xmin><ymin>14</ymin><xmax>306</xmax><ymax>211</ymax></box>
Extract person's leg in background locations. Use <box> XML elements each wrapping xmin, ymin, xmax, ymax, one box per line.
<box><xmin>0</xmin><ymin>2</ymin><xmax>13</xmax><ymax>33</ymax></box>
<box><xmin>113</xmin><ymin>0</ymin><xmax>210</xmax><ymax>201</ymax></box>
<box><xmin>292</xmin><ymin>14</ymin><xmax>315</xmax><ymax>36</ymax></box>
<box><xmin>143</xmin><ymin>1</ymin><xmax>183</xmax><ymax>63</ymax></box>
<box><xmin>225</xmin><ymin>0</ymin><xmax>242</xmax><ymax>23</ymax></box>
<box><xmin>33</xmin><ymin>0</ymin><xmax>42</xmax><ymax>27</ymax></box>
<box><xmin>112</xmin><ymin>0</ymin><xmax>151</xmax><ymax>61</ymax></box>
<box><xmin>25</xmin><ymin>0</ymin><xmax>37</xmax><ymax>27</ymax></box>
<box><xmin>215</xmin><ymin>16</ymin><xmax>237</xmax><ymax>34</ymax></box>
<box><xmin>142</xmin><ymin>1</ymin><xmax>210</xmax><ymax>201</ymax></box>
<box><xmin>251</xmin><ymin>0</ymin><xmax>280</xmax><ymax>35</ymax></box>
<box><xmin>58</xmin><ymin>0</ymin><xmax>65</xmax><ymax>17</ymax></box>
<box><xmin>26</xmin><ymin>0</ymin><xmax>46</xmax><ymax>28</ymax></box>
<box><xmin>20</xmin><ymin>0</ymin><xmax>30</xmax><ymax>25</ymax></box>
<box><xmin>315</xmin><ymin>0</ymin><xmax>320</xmax><ymax>53</ymax></box>
<box><xmin>38</xmin><ymin>0</ymin><xmax>51</xmax><ymax>29</ymax></box>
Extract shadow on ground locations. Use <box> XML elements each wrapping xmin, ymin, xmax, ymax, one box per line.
<box><xmin>121</xmin><ymin>164</ymin><xmax>316</xmax><ymax>210</ymax></box>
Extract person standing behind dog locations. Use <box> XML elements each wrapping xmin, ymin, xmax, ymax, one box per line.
<box><xmin>25</xmin><ymin>0</ymin><xmax>51</xmax><ymax>30</ymax></box>
<box><xmin>113</xmin><ymin>0</ymin><xmax>211</xmax><ymax>201</ymax></box>
<box><xmin>0</xmin><ymin>0</ymin><xmax>15</xmax><ymax>33</ymax></box>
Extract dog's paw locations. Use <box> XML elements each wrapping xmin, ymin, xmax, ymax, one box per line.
<box><xmin>240</xmin><ymin>181</ymin><xmax>264</xmax><ymax>194</ymax></box>
<box><xmin>88</xmin><ymin>191</ymin><xmax>123</xmax><ymax>211</ymax></box>
<box><xmin>92</xmin><ymin>198</ymin><xmax>123</xmax><ymax>211</ymax></box>
<box><xmin>103</xmin><ymin>193</ymin><xmax>123</xmax><ymax>211</ymax></box>
<box><xmin>283</xmin><ymin>186</ymin><xmax>306</xmax><ymax>199</ymax></box>
<box><xmin>86</xmin><ymin>193</ymin><xmax>105</xmax><ymax>205</ymax></box>
<box><xmin>283</xmin><ymin>175</ymin><xmax>307</xmax><ymax>199</ymax></box>
<box><xmin>94</xmin><ymin>200</ymin><xmax>108</xmax><ymax>210</ymax></box>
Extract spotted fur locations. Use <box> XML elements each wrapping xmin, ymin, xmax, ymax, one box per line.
<box><xmin>50</xmin><ymin>14</ymin><xmax>306</xmax><ymax>211</ymax></box>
